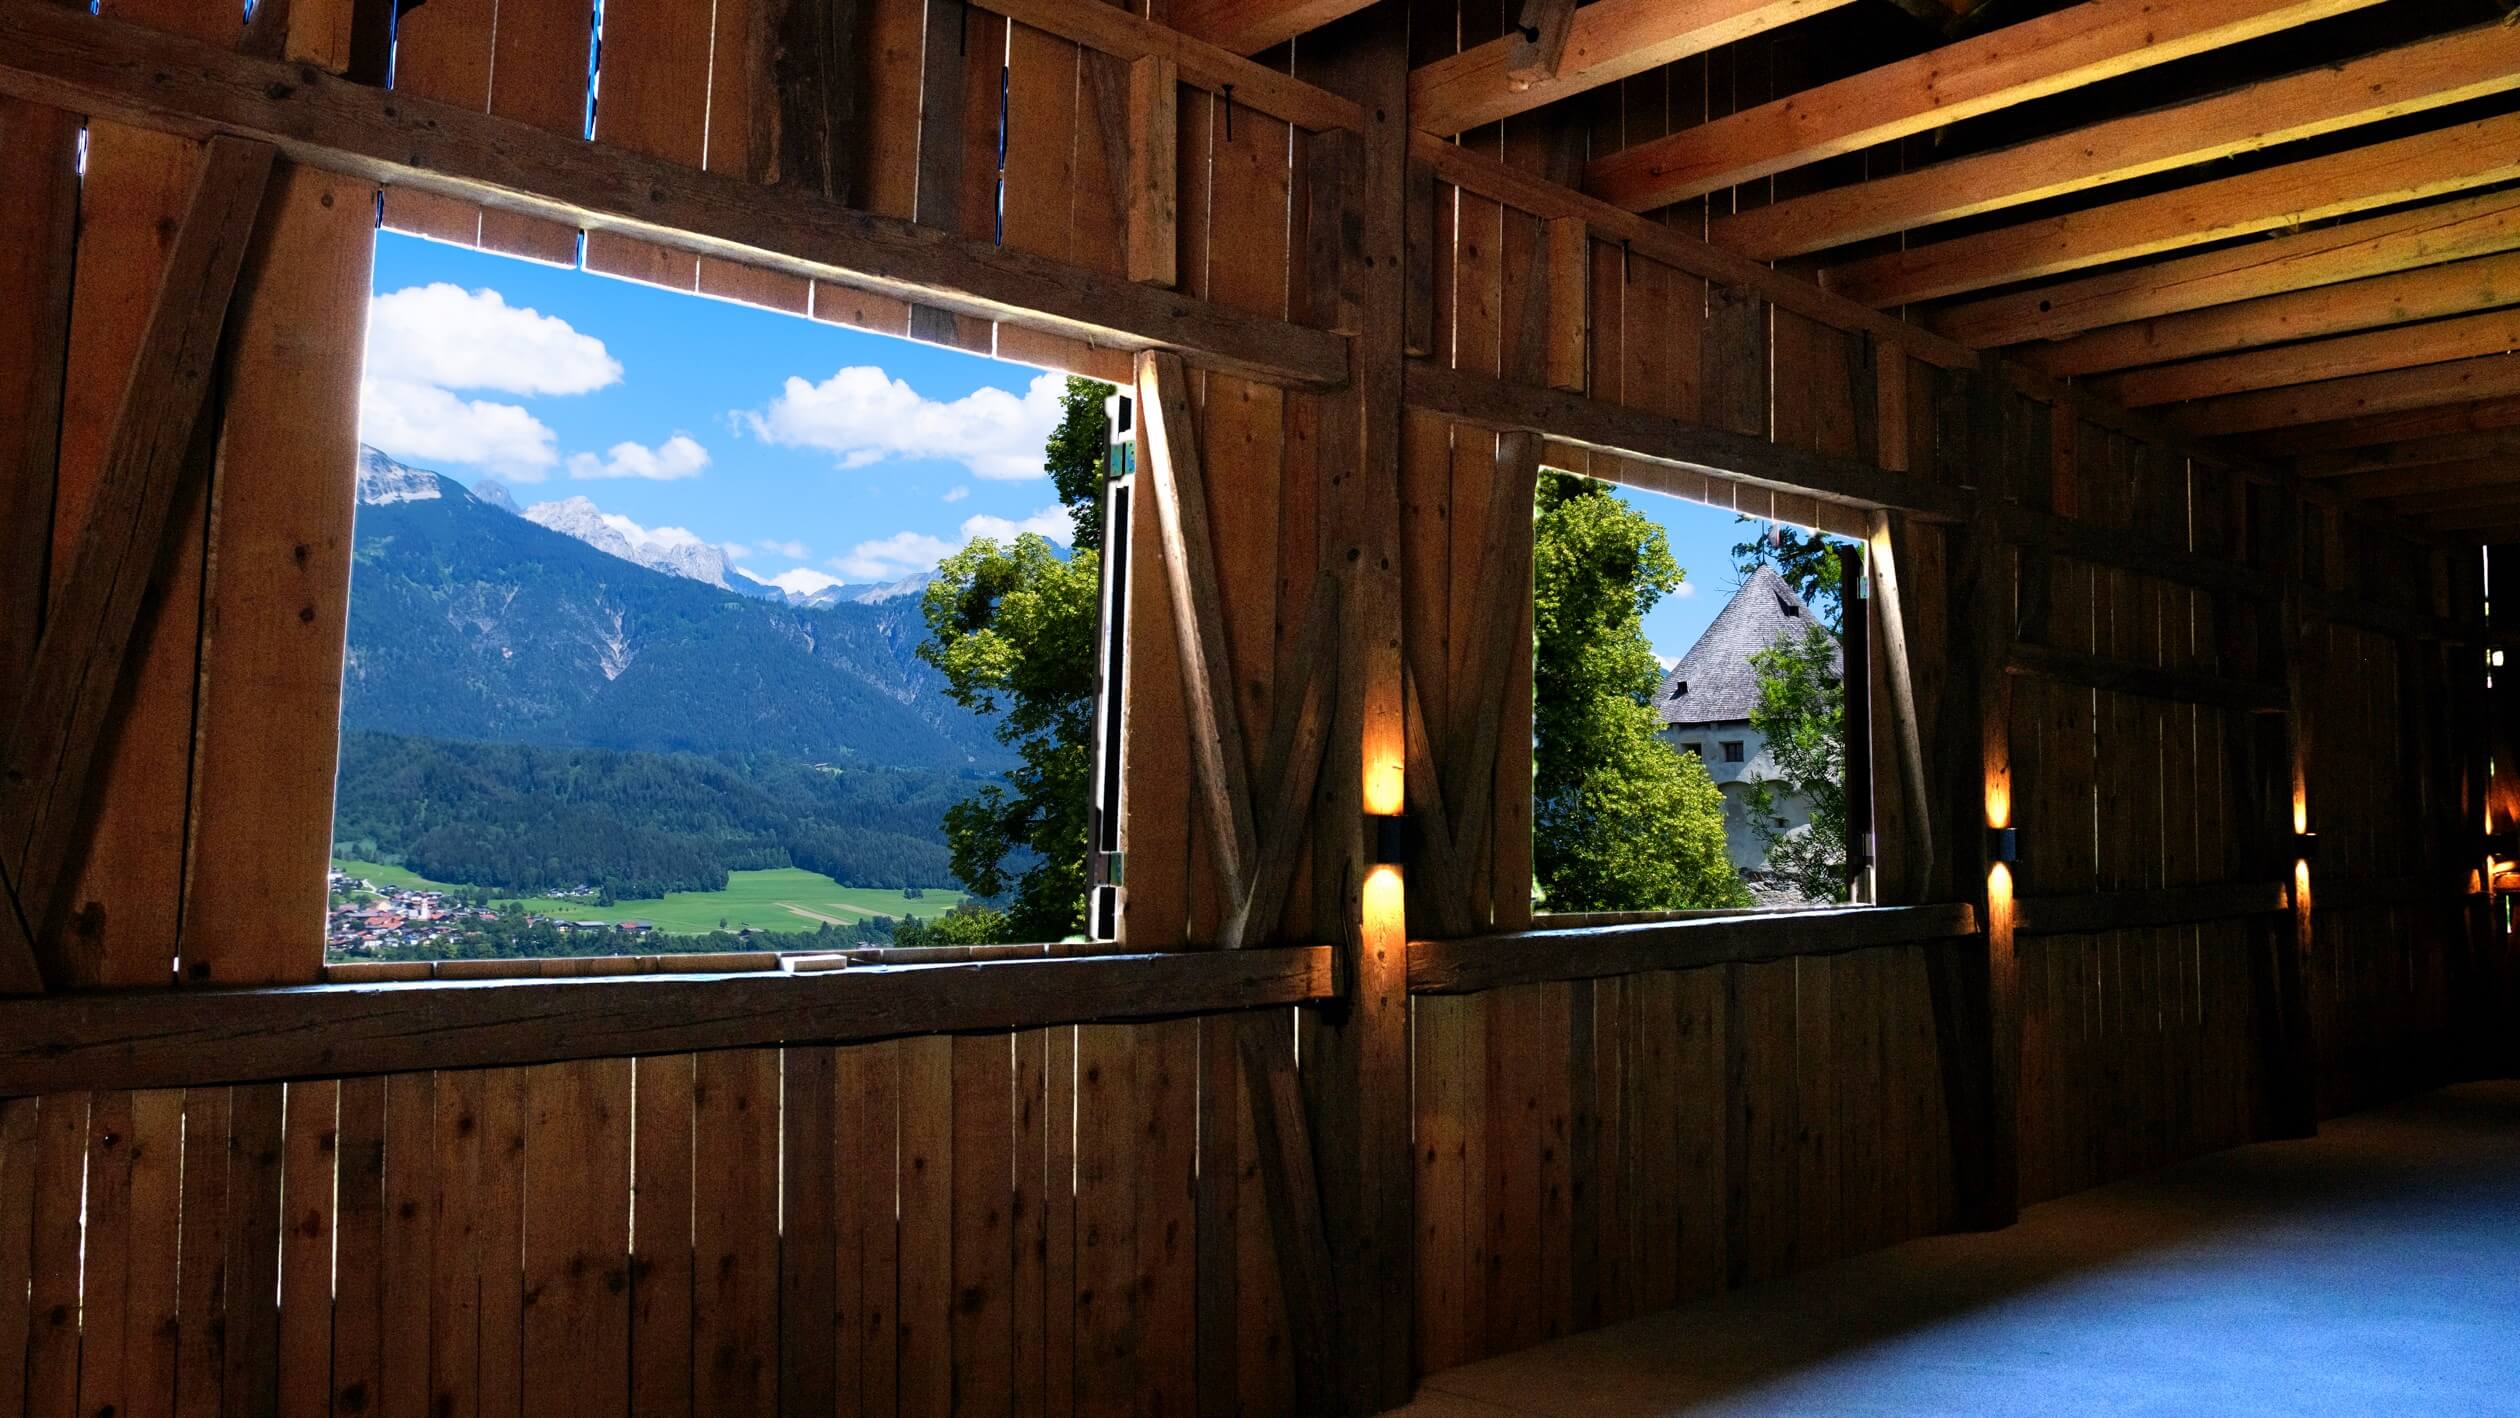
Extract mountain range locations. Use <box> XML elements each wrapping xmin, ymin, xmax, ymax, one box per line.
<box><xmin>345</xmin><ymin>447</ymin><xmax>1002</xmax><ymax>769</ymax></box>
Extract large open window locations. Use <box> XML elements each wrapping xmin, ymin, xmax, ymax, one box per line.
<box><xmin>327</xmin><ymin>233</ymin><xmax>1114</xmax><ymax>964</ymax></box>
<box><xmin>1529</xmin><ymin>469</ymin><xmax>1867</xmax><ymax>916</ymax></box>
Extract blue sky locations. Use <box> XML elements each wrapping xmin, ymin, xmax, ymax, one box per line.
<box><xmin>362</xmin><ymin>231</ymin><xmax>1766</xmax><ymax>658</ymax></box>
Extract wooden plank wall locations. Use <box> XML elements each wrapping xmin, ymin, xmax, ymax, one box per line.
<box><xmin>0</xmin><ymin>1023</ymin><xmax>1299</xmax><ymax>1418</ymax></box>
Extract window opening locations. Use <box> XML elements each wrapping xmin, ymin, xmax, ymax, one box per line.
<box><xmin>329</xmin><ymin>231</ymin><xmax>1113</xmax><ymax>963</ymax></box>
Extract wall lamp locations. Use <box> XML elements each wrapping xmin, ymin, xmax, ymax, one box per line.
<box><xmin>2482</xmin><ymin>830</ymin><xmax>2518</xmax><ymax>861</ymax></box>
<box><xmin>1370</xmin><ymin>813</ymin><xmax>1415</xmax><ymax>867</ymax></box>
<box><xmin>2293</xmin><ymin>831</ymin><xmax>2320</xmax><ymax>863</ymax></box>
<box><xmin>1986</xmin><ymin>826</ymin><xmax>2019</xmax><ymax>866</ymax></box>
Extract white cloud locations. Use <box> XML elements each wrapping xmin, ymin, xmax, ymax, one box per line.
<box><xmin>568</xmin><ymin>434</ymin><xmax>710</xmax><ymax>481</ymax></box>
<box><xmin>743</xmin><ymin>367</ymin><xmax>1065</xmax><ymax>481</ymax></box>
<box><xmin>365</xmin><ymin>283</ymin><xmax>621</xmax><ymax>395</ymax></box>
<box><xmin>359</xmin><ymin>378</ymin><xmax>559</xmax><ymax>479</ymax></box>
<box><xmin>832</xmin><ymin>505</ymin><xmax>1071</xmax><ymax>580</ymax></box>
<box><xmin>359</xmin><ymin>283</ymin><xmax>623</xmax><ymax>480</ymax></box>
<box><xmin>942</xmin><ymin>486</ymin><xmax>970</xmax><ymax>503</ymax></box>
<box><xmin>747</xmin><ymin>567</ymin><xmax>848</xmax><ymax>597</ymax></box>
<box><xmin>1656</xmin><ymin>654</ymin><xmax>1680</xmax><ymax>671</ymax></box>
<box><xmin>960</xmin><ymin>506</ymin><xmax>1074</xmax><ymax>543</ymax></box>
<box><xmin>1673</xmin><ymin>580</ymin><xmax>1698</xmax><ymax>599</ymax></box>
<box><xmin>724</xmin><ymin>538</ymin><xmax>809</xmax><ymax>562</ymax></box>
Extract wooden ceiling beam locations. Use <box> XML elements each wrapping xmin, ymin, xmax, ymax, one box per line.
<box><xmin>2333</xmin><ymin>456</ymin><xmax>2520</xmax><ymax>500</ymax></box>
<box><xmin>1939</xmin><ymin>187</ymin><xmax>2520</xmax><ymax>350</ymax></box>
<box><xmin>2298</xmin><ymin>429</ymin><xmax>2520</xmax><ymax>479</ymax></box>
<box><xmin>1711</xmin><ymin>22</ymin><xmax>2520</xmax><ymax>262</ymax></box>
<box><xmin>1163</xmin><ymin>0</ymin><xmax>1379</xmax><ymax>57</ymax></box>
<box><xmin>2022</xmin><ymin>251</ymin><xmax>2520</xmax><ymax>379</ymax></box>
<box><xmin>0</xmin><ymin>3</ymin><xmax>1351</xmax><ymax>389</ymax></box>
<box><xmin>1828</xmin><ymin>111</ymin><xmax>2520</xmax><ymax>308</ymax></box>
<box><xmin>2378</xmin><ymin>480</ymin><xmax>2520</xmax><ymax>517</ymax></box>
<box><xmin>1583</xmin><ymin>0</ymin><xmax>2382</xmax><ymax>214</ymax></box>
<box><xmin>2252</xmin><ymin>392</ymin><xmax>2520</xmax><ymax>454</ymax></box>
<box><xmin>2416</xmin><ymin>499</ymin><xmax>2520</xmax><ymax>531</ymax></box>
<box><xmin>2177</xmin><ymin>351</ymin><xmax>2520</xmax><ymax>435</ymax></box>
<box><xmin>2094</xmin><ymin>307</ymin><xmax>2520</xmax><ymax>408</ymax></box>
<box><xmin>1411</xmin><ymin>0</ymin><xmax>1853</xmax><ymax>139</ymax></box>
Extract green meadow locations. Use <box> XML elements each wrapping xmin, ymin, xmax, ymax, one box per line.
<box><xmin>331</xmin><ymin>860</ymin><xmax>963</xmax><ymax>936</ymax></box>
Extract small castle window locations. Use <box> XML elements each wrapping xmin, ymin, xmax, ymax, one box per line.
<box><xmin>1669</xmin><ymin>679</ymin><xmax>1687</xmax><ymax>698</ymax></box>
<box><xmin>1721</xmin><ymin>741</ymin><xmax>1745</xmax><ymax>763</ymax></box>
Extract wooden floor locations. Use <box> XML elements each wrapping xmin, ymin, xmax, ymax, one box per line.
<box><xmin>1391</xmin><ymin>1081</ymin><xmax>2520</xmax><ymax>1417</ymax></box>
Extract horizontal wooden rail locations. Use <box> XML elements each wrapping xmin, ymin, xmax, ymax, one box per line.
<box><xmin>1997</xmin><ymin>505</ymin><xmax>2277</xmax><ymax>604</ymax></box>
<box><xmin>0</xmin><ymin>3</ymin><xmax>1349</xmax><ymax>389</ymax></box>
<box><xmin>2300</xmin><ymin>585</ymin><xmax>2471</xmax><ymax>644</ymax></box>
<box><xmin>1406</xmin><ymin>903</ymin><xmax>1978</xmax><ymax>995</ymax></box>
<box><xmin>1405</xmin><ymin>360</ymin><xmax>1973</xmax><ymax>522</ymax></box>
<box><xmin>2006</xmin><ymin>642</ymin><xmax>2289</xmax><ymax>713</ymax></box>
<box><xmin>0</xmin><ymin>945</ymin><xmax>1335</xmax><ymax>1096</ymax></box>
<box><xmin>2308</xmin><ymin>874</ymin><xmax>2483</xmax><ymax>913</ymax></box>
<box><xmin>2012</xmin><ymin>880</ymin><xmax>2289</xmax><ymax>936</ymax></box>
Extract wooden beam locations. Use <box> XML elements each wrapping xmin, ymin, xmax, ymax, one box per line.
<box><xmin>1584</xmin><ymin>0</ymin><xmax>2381</xmax><ymax>214</ymax></box>
<box><xmin>1137</xmin><ymin>350</ymin><xmax>1261</xmax><ymax>920</ymax></box>
<box><xmin>1435</xmin><ymin>433</ymin><xmax>1541</xmax><ymax>930</ymax></box>
<box><xmin>1415</xmin><ymin>133</ymin><xmax>1976</xmax><ymax>370</ymax></box>
<box><xmin>1505</xmin><ymin>0</ymin><xmax>1581</xmax><ymax>91</ymax></box>
<box><xmin>1406</xmin><ymin>904</ymin><xmax>1977</xmax><ymax>994</ymax></box>
<box><xmin>0</xmin><ymin>947</ymin><xmax>1337</xmax><ymax>1096</ymax></box>
<box><xmin>979</xmin><ymin>0</ymin><xmax>1361</xmax><ymax>130</ymax></box>
<box><xmin>2007</xmin><ymin>640</ymin><xmax>2289</xmax><ymax>712</ymax></box>
<box><xmin>1232</xmin><ymin>1014</ymin><xmax>1338</xmax><ymax>1413</ymax></box>
<box><xmin>1405</xmin><ymin>358</ymin><xmax>1973</xmax><ymax>520</ymax></box>
<box><xmin>1165</xmin><ymin>0</ymin><xmax>1377</xmax><ymax>57</ymax></box>
<box><xmin>0</xmin><ymin>2</ymin><xmax>1350</xmax><ymax>389</ymax></box>
<box><xmin>1412</xmin><ymin>0</ymin><xmax>1853</xmax><ymax>138</ymax></box>
<box><xmin>1221</xmin><ymin>584</ymin><xmax>1340</xmax><ymax>950</ymax></box>
<box><xmin>0</xmin><ymin>137</ymin><xmax>274</xmax><ymax>997</ymax></box>
<box><xmin>2013</xmin><ymin>880</ymin><xmax>2290</xmax><ymax>935</ymax></box>
<box><xmin>1713</xmin><ymin>22</ymin><xmax>2520</xmax><ymax>262</ymax></box>
<box><xmin>2335</xmin><ymin>457</ymin><xmax>2520</xmax><ymax>502</ymax></box>
<box><xmin>1126</xmin><ymin>55</ymin><xmax>1179</xmax><ymax>287</ymax></box>
<box><xmin>1829</xmin><ymin>110</ymin><xmax>2520</xmax><ymax>309</ymax></box>
<box><xmin>1544</xmin><ymin>217</ymin><xmax>1588</xmax><ymax>393</ymax></box>
<box><xmin>1998</xmin><ymin>504</ymin><xmax>2277</xmax><ymax>604</ymax></box>
<box><xmin>2178</xmin><ymin>352</ymin><xmax>2520</xmax><ymax>436</ymax></box>
<box><xmin>1940</xmin><ymin>187</ymin><xmax>2520</xmax><ymax>351</ymax></box>
<box><xmin>1869</xmin><ymin>511</ymin><xmax>1936</xmax><ymax>904</ymax></box>
<box><xmin>2383</xmin><ymin>482</ymin><xmax>2520</xmax><ymax>519</ymax></box>
<box><xmin>2098</xmin><ymin>306</ymin><xmax>2520</xmax><ymax>409</ymax></box>
<box><xmin>2251</xmin><ymin>392</ymin><xmax>2520</xmax><ymax>455</ymax></box>
<box><xmin>2024</xmin><ymin>251</ymin><xmax>2520</xmax><ymax>380</ymax></box>
<box><xmin>2299</xmin><ymin>429</ymin><xmax>2520</xmax><ymax>479</ymax></box>
<box><xmin>1400</xmin><ymin>667</ymin><xmax>1477</xmax><ymax>940</ymax></box>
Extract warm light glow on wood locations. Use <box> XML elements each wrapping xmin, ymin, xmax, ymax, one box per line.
<box><xmin>1364</xmin><ymin>755</ymin><xmax>1405</xmax><ymax>818</ymax></box>
<box><xmin>2292</xmin><ymin>796</ymin><xmax>2309</xmax><ymax>836</ymax></box>
<box><xmin>1363</xmin><ymin>863</ymin><xmax>1405</xmax><ymax>929</ymax></box>
<box><xmin>1985</xmin><ymin>782</ymin><xmax>2011</xmax><ymax>831</ymax></box>
<box><xmin>2293</xmin><ymin>858</ymin><xmax>2313</xmax><ymax>908</ymax></box>
<box><xmin>1987</xmin><ymin>860</ymin><xmax>2014</xmax><ymax>914</ymax></box>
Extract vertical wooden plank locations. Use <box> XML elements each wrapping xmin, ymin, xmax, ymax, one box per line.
<box><xmin>691</xmin><ymin>1051</ymin><xmax>778</xmax><ymax>1418</ymax></box>
<box><xmin>380</xmin><ymin>0</ymin><xmax>491</xmax><ymax>242</ymax></box>
<box><xmin>1544</xmin><ymin>218</ymin><xmax>1587</xmax><ymax>394</ymax></box>
<box><xmin>45</xmin><ymin>125</ymin><xmax>202</xmax><ymax>990</ymax></box>
<box><xmin>696</xmin><ymin>0</ymin><xmax>813</xmax><ymax>311</ymax></box>
<box><xmin>779</xmin><ymin>1048</ymin><xmax>839</xmax><ymax>1418</ymax></box>
<box><xmin>331</xmin><ymin>1079</ymin><xmax>388</xmax><ymax>1418</ymax></box>
<box><xmin>845</xmin><ymin>1041</ymin><xmax>902</xmax><ymax>1418</ymax></box>
<box><xmin>182</xmin><ymin>161</ymin><xmax>376</xmax><ymax>987</ymax></box>
<box><xmin>582</xmin><ymin>0</ymin><xmax>712</xmax><ymax>288</ymax></box>
<box><xmin>376</xmin><ymin>1075</ymin><xmax>435</xmax><ymax>1418</ymax></box>
<box><xmin>628</xmin><ymin>1054</ymin><xmax>693</xmax><ymax>1418</ymax></box>
<box><xmin>279</xmin><ymin>1081</ymin><xmax>341</xmax><ymax>1418</ymax></box>
<box><xmin>0</xmin><ymin>1098</ymin><xmax>38</xmax><ymax>1418</ymax></box>
<box><xmin>474</xmin><ymin>1073</ymin><xmax>527</xmax><ymax>1418</ymax></box>
<box><xmin>480</xmin><ymin>0</ymin><xmax>592</xmax><ymax>260</ymax></box>
<box><xmin>1133</xmin><ymin>1020</ymin><xmax>1198</xmax><ymax>1418</ymax></box>
<box><xmin>174</xmin><ymin>1089</ymin><xmax>232</xmax><ymax>1418</ymax></box>
<box><xmin>1482</xmin><ymin>986</ymin><xmax>1543</xmax><ymax>1355</ymax></box>
<box><xmin>1128</xmin><ymin>56</ymin><xmax>1180</xmax><ymax>286</ymax></box>
<box><xmin>79</xmin><ymin>1092</ymin><xmax>139</xmax><ymax>1418</ymax></box>
<box><xmin>951</xmin><ymin>1035</ymin><xmax>1014</xmax><ymax>1418</ymax></box>
<box><xmin>523</xmin><ymin>1062</ymin><xmax>632</xmax><ymax>1418</ymax></box>
<box><xmin>1072</xmin><ymin>1026</ymin><xmax>1137</xmax><ymax>1417</ymax></box>
<box><xmin>22</xmin><ymin>1093</ymin><xmax>87</xmax><ymax>1418</ymax></box>
<box><xmin>226</xmin><ymin>1084</ymin><xmax>288</xmax><ymax>1418</ymax></box>
<box><xmin>120</xmin><ymin>1092</ymin><xmax>181</xmax><ymax>1418</ymax></box>
<box><xmin>1195</xmin><ymin>1017</ymin><xmax>1241</xmax><ymax>1418</ymax></box>
<box><xmin>1668</xmin><ymin>969</ymin><xmax>1726</xmax><ymax>1302</ymax></box>
<box><xmin>1739</xmin><ymin>960</ymin><xmax>1800</xmax><ymax>1285</ymax></box>
<box><xmin>896</xmin><ymin>1036</ymin><xmax>954</xmax><ymax>1418</ymax></box>
<box><xmin>1412</xmin><ymin>998</ymin><xmax>1466</xmax><ymax>1372</ymax></box>
<box><xmin>0</xmin><ymin>96</ymin><xmax>79</xmax><ymax>713</ymax></box>
<box><xmin>1012</xmin><ymin>1030</ymin><xmax>1053</xmax><ymax>1418</ymax></box>
<box><xmin>1042</xmin><ymin>1028</ymin><xmax>1078</xmax><ymax>1418</ymax></box>
<box><xmin>1537</xmin><ymin>982</ymin><xmax>1576</xmax><ymax>1338</ymax></box>
<box><xmin>433</xmin><ymin>1070</ymin><xmax>489</xmax><ymax>1418</ymax></box>
<box><xmin>1833</xmin><ymin>951</ymin><xmax>1884</xmax><ymax>1256</ymax></box>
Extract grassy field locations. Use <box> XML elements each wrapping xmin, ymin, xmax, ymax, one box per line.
<box><xmin>332</xmin><ymin>860</ymin><xmax>964</xmax><ymax>935</ymax></box>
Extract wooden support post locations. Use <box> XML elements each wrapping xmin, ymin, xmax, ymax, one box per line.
<box><xmin>1839</xmin><ymin>542</ymin><xmax>1876</xmax><ymax>902</ymax></box>
<box><xmin>0</xmin><ymin>137</ymin><xmax>276</xmax><ymax>995</ymax></box>
<box><xmin>1505</xmin><ymin>0</ymin><xmax>1580</xmax><ymax>90</ymax></box>
<box><xmin>1869</xmin><ymin>510</ymin><xmax>1934</xmax><ymax>903</ymax></box>
<box><xmin>1234</xmin><ymin>1012</ymin><xmax>1338</xmax><ymax>1414</ymax></box>
<box><xmin>1128</xmin><ymin>55</ymin><xmax>1181</xmax><ymax>287</ymax></box>
<box><xmin>1925</xmin><ymin>356</ymin><xmax>2020</xmax><ymax>1232</ymax></box>
<box><xmin>2256</xmin><ymin>479</ymin><xmax>2320</xmax><ymax>1138</ymax></box>
<box><xmin>1138</xmin><ymin>350</ymin><xmax>1261</xmax><ymax>916</ymax></box>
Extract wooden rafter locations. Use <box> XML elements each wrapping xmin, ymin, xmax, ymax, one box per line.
<box><xmin>1828</xmin><ymin>110</ymin><xmax>2520</xmax><ymax>309</ymax></box>
<box><xmin>2181</xmin><ymin>353</ymin><xmax>2520</xmax><ymax>436</ymax></box>
<box><xmin>2380</xmin><ymin>480</ymin><xmax>2520</xmax><ymax>518</ymax></box>
<box><xmin>1162</xmin><ymin>0</ymin><xmax>1374</xmax><ymax>56</ymax></box>
<box><xmin>1505</xmin><ymin>0</ymin><xmax>1581</xmax><ymax>91</ymax></box>
<box><xmin>0</xmin><ymin>2</ymin><xmax>1349</xmax><ymax>388</ymax></box>
<box><xmin>1710</xmin><ymin>21</ymin><xmax>2520</xmax><ymax>262</ymax></box>
<box><xmin>1412</xmin><ymin>0</ymin><xmax>1852</xmax><ymax>139</ymax></box>
<box><xmin>2097</xmin><ymin>307</ymin><xmax>2520</xmax><ymax>409</ymax></box>
<box><xmin>0</xmin><ymin>137</ymin><xmax>275</xmax><ymax>997</ymax></box>
<box><xmin>1137</xmin><ymin>351</ymin><xmax>1261</xmax><ymax>920</ymax></box>
<box><xmin>1220</xmin><ymin>583</ymin><xmax>1341</xmax><ymax>950</ymax></box>
<box><xmin>1940</xmin><ymin>187</ymin><xmax>2520</xmax><ymax>350</ymax></box>
<box><xmin>2300</xmin><ymin>431</ymin><xmax>2520</xmax><ymax>480</ymax></box>
<box><xmin>2024</xmin><ymin>251</ymin><xmax>2520</xmax><ymax>380</ymax></box>
<box><xmin>1584</xmin><ymin>0</ymin><xmax>2381</xmax><ymax>214</ymax></box>
<box><xmin>2252</xmin><ymin>392</ymin><xmax>2520</xmax><ymax>455</ymax></box>
<box><xmin>981</xmin><ymin>0</ymin><xmax>1362</xmax><ymax>131</ymax></box>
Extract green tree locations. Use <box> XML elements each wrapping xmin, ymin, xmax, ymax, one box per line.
<box><xmin>1044</xmin><ymin>377</ymin><xmax>1115</xmax><ymax>553</ymax></box>
<box><xmin>1732</xmin><ymin>521</ymin><xmax>1844</xmax><ymax>631</ymax></box>
<box><xmin>1743</xmin><ymin>622</ymin><xmax>1850</xmax><ymax>902</ymax></box>
<box><xmin>918</xmin><ymin>534</ymin><xmax>1101</xmax><ymax>943</ymax></box>
<box><xmin>1533</xmin><ymin>473</ymin><xmax>1749</xmax><ymax>912</ymax></box>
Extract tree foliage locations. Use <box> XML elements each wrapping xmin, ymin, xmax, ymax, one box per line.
<box><xmin>1731</xmin><ymin>521</ymin><xmax>1844</xmax><ymax>631</ymax></box>
<box><xmin>1743</xmin><ymin>622</ymin><xmax>1850</xmax><ymax>902</ymax></box>
<box><xmin>1533</xmin><ymin>474</ymin><xmax>1749</xmax><ymax>912</ymax></box>
<box><xmin>1044</xmin><ymin>377</ymin><xmax>1114</xmax><ymax>553</ymax></box>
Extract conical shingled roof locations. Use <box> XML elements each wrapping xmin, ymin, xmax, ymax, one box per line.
<box><xmin>1654</xmin><ymin>564</ymin><xmax>1841</xmax><ymax>729</ymax></box>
